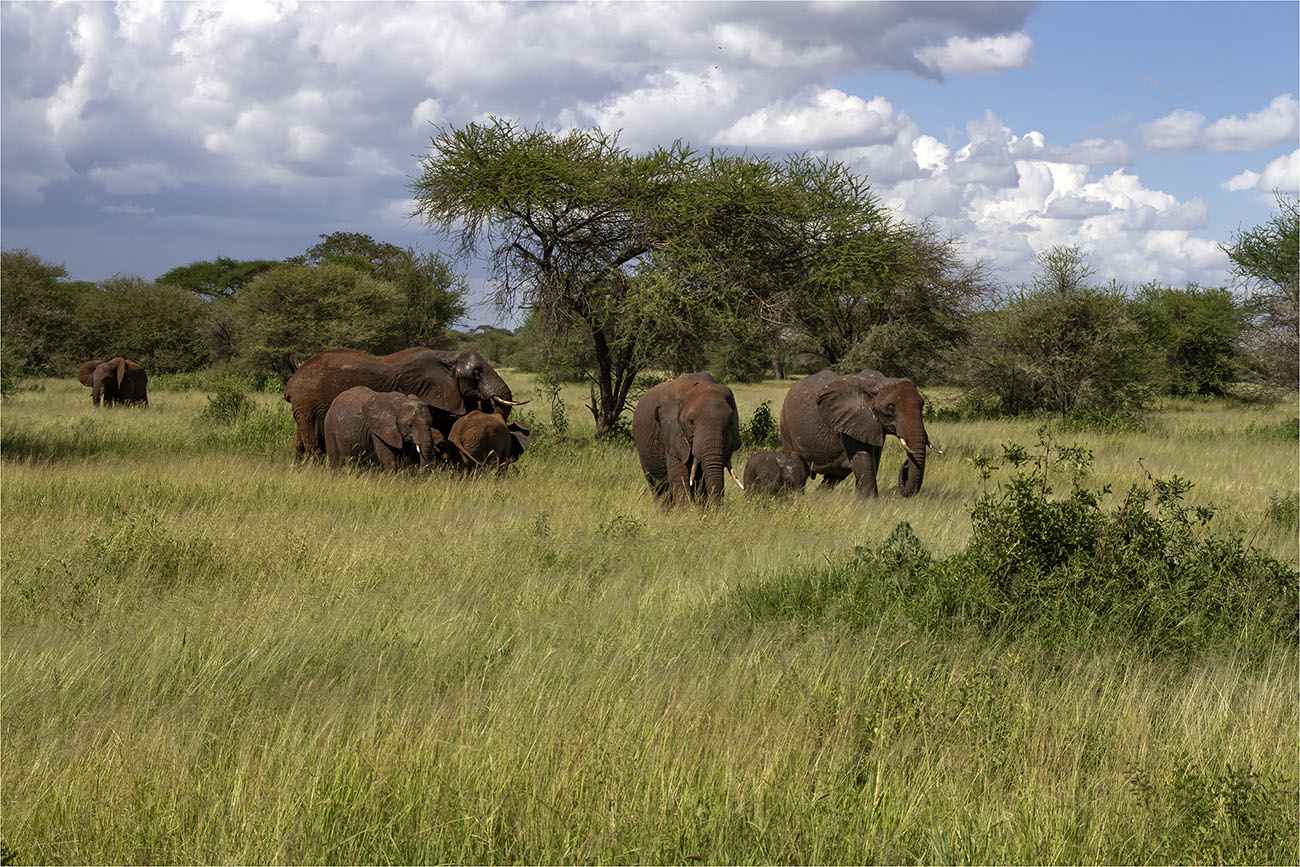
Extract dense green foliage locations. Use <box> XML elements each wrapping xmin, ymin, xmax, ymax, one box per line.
<box><xmin>0</xmin><ymin>249</ymin><xmax>85</xmax><ymax>382</ymax></box>
<box><xmin>1131</xmin><ymin>283</ymin><xmax>1249</xmax><ymax>396</ymax></box>
<box><xmin>2</xmin><ymin>232</ymin><xmax>469</xmax><ymax>384</ymax></box>
<box><xmin>738</xmin><ymin>434</ymin><xmax>1296</xmax><ymax>660</ymax></box>
<box><xmin>157</xmin><ymin>256</ymin><xmax>279</xmax><ymax>299</ymax></box>
<box><xmin>956</xmin><ymin>247</ymin><xmax>1159</xmax><ymax>420</ymax></box>
<box><xmin>231</xmin><ymin>263</ymin><xmax>404</xmax><ymax>376</ymax></box>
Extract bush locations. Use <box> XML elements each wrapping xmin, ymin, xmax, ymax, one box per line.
<box><xmin>732</xmin><ymin>432</ymin><xmax>1298</xmax><ymax>658</ymax></box>
<box><xmin>957</xmin><ymin>247</ymin><xmax>1160</xmax><ymax>418</ymax></box>
<box><xmin>743</xmin><ymin>400</ymin><xmax>781</xmax><ymax>449</ymax></box>
<box><xmin>232</xmin><ymin>263</ymin><xmax>404</xmax><ymax>377</ymax></box>
<box><xmin>1131</xmin><ymin>283</ymin><xmax>1248</xmax><ymax>396</ymax></box>
<box><xmin>75</xmin><ymin>275</ymin><xmax>212</xmax><ymax>373</ymax></box>
<box><xmin>199</xmin><ymin>379</ymin><xmax>253</xmax><ymax>425</ymax></box>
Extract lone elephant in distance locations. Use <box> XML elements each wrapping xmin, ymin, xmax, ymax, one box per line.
<box><xmin>780</xmin><ymin>369</ymin><xmax>940</xmax><ymax>498</ymax></box>
<box><xmin>323</xmin><ymin>387</ymin><xmax>445</xmax><ymax>471</ymax></box>
<box><xmin>632</xmin><ymin>372</ymin><xmax>744</xmax><ymax>506</ymax></box>
<box><xmin>743</xmin><ymin>450</ymin><xmax>809</xmax><ymax>495</ymax></box>
<box><xmin>444</xmin><ymin>410</ymin><xmax>531</xmax><ymax>471</ymax></box>
<box><xmin>77</xmin><ymin>357</ymin><xmax>148</xmax><ymax>407</ymax></box>
<box><xmin>284</xmin><ymin>347</ymin><xmax>526</xmax><ymax>459</ymax></box>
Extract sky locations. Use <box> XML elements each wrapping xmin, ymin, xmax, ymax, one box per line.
<box><xmin>3</xmin><ymin>0</ymin><xmax>1297</xmax><ymax>327</ymax></box>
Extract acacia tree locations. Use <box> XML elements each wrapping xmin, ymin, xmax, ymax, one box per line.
<box><xmin>411</xmin><ymin>119</ymin><xmax>697</xmax><ymax>437</ymax></box>
<box><xmin>1222</xmin><ymin>194</ymin><xmax>1299</xmax><ymax>389</ymax></box>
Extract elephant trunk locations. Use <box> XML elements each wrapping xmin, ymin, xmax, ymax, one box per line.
<box><xmin>476</xmin><ymin>369</ymin><xmax>515</xmax><ymax>420</ymax></box>
<box><xmin>696</xmin><ymin>438</ymin><xmax>729</xmax><ymax>504</ymax></box>
<box><xmin>896</xmin><ymin>421</ymin><xmax>929</xmax><ymax>497</ymax></box>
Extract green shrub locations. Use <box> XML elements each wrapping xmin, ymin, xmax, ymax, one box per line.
<box><xmin>1129</xmin><ymin>752</ymin><xmax>1295</xmax><ymax>864</ymax></box>
<box><xmin>732</xmin><ymin>433</ymin><xmax>1298</xmax><ymax>657</ymax></box>
<box><xmin>199</xmin><ymin>380</ymin><xmax>252</xmax><ymax>424</ymax></box>
<box><xmin>743</xmin><ymin>400</ymin><xmax>781</xmax><ymax>449</ymax></box>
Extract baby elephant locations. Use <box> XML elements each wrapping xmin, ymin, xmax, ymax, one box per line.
<box><xmin>743</xmin><ymin>450</ymin><xmax>809</xmax><ymax>495</ymax></box>
<box><xmin>445</xmin><ymin>410</ymin><xmax>530</xmax><ymax>472</ymax></box>
<box><xmin>324</xmin><ymin>386</ymin><xmax>441</xmax><ymax>470</ymax></box>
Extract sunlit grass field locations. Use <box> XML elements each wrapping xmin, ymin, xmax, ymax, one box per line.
<box><xmin>2</xmin><ymin>374</ymin><xmax>1296</xmax><ymax>864</ymax></box>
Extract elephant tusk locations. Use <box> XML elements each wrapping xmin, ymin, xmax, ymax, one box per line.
<box><xmin>927</xmin><ymin>442</ymin><xmax>944</xmax><ymax>456</ymax></box>
<box><xmin>898</xmin><ymin>436</ymin><xmax>910</xmax><ymax>451</ymax></box>
<box><xmin>492</xmin><ymin>395</ymin><xmax>531</xmax><ymax>408</ymax></box>
<box><xmin>728</xmin><ymin>466</ymin><xmax>745</xmax><ymax>490</ymax></box>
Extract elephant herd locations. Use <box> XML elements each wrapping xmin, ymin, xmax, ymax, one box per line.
<box><xmin>634</xmin><ymin>370</ymin><xmax>939</xmax><ymax>505</ymax></box>
<box><xmin>77</xmin><ymin>348</ymin><xmax>939</xmax><ymax>499</ymax></box>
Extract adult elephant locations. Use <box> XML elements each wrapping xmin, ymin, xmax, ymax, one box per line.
<box><xmin>324</xmin><ymin>387</ymin><xmax>444</xmax><ymax>471</ymax></box>
<box><xmin>284</xmin><ymin>347</ymin><xmax>525</xmax><ymax>458</ymax></box>
<box><xmin>445</xmin><ymin>410</ymin><xmax>531</xmax><ymax>472</ymax></box>
<box><xmin>632</xmin><ymin>372</ymin><xmax>744</xmax><ymax>505</ymax></box>
<box><xmin>77</xmin><ymin>357</ymin><xmax>148</xmax><ymax>407</ymax></box>
<box><xmin>780</xmin><ymin>369</ymin><xmax>939</xmax><ymax>498</ymax></box>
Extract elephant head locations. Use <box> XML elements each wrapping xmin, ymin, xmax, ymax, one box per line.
<box><xmin>633</xmin><ymin>373</ymin><xmax>744</xmax><ymax>505</ymax></box>
<box><xmin>366</xmin><ymin>392</ymin><xmax>437</xmax><ymax>468</ymax></box>
<box><xmin>448</xmin><ymin>349</ymin><xmax>523</xmax><ymax>419</ymax></box>
<box><xmin>815</xmin><ymin>371</ymin><xmax>935</xmax><ymax>497</ymax></box>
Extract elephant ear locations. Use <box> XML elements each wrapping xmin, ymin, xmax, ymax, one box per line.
<box><xmin>363</xmin><ymin>395</ymin><xmax>404</xmax><ymax>450</ymax></box>
<box><xmin>399</xmin><ymin>359</ymin><xmax>467</xmax><ymax>415</ymax></box>
<box><xmin>113</xmin><ymin>358</ymin><xmax>128</xmax><ymax>388</ymax></box>
<box><xmin>815</xmin><ymin>376</ymin><xmax>884</xmax><ymax>447</ymax></box>
<box><xmin>725</xmin><ymin>393</ymin><xmax>742</xmax><ymax>454</ymax></box>
<box><xmin>657</xmin><ymin>391</ymin><xmax>692</xmax><ymax>464</ymax></box>
<box><xmin>77</xmin><ymin>361</ymin><xmax>102</xmax><ymax>387</ymax></box>
<box><xmin>507</xmin><ymin>421</ymin><xmax>531</xmax><ymax>460</ymax></box>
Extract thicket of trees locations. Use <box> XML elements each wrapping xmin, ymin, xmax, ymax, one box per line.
<box><xmin>2</xmin><ymin>120</ymin><xmax>1296</xmax><ymax>429</ymax></box>
<box><xmin>1</xmin><ymin>232</ymin><xmax>469</xmax><ymax>393</ymax></box>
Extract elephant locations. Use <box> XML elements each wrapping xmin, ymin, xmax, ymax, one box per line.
<box><xmin>76</xmin><ymin>357</ymin><xmax>148</xmax><ymax>407</ymax></box>
<box><xmin>284</xmin><ymin>347</ymin><xmax>526</xmax><ymax>459</ymax></box>
<box><xmin>443</xmin><ymin>410</ymin><xmax>531</xmax><ymax>472</ymax></box>
<box><xmin>742</xmin><ymin>450</ymin><xmax>809</xmax><ymax>495</ymax></box>
<box><xmin>780</xmin><ymin>369</ymin><xmax>940</xmax><ymax>498</ymax></box>
<box><xmin>632</xmin><ymin>372</ymin><xmax>744</xmax><ymax>505</ymax></box>
<box><xmin>323</xmin><ymin>387</ymin><xmax>447</xmax><ymax>471</ymax></box>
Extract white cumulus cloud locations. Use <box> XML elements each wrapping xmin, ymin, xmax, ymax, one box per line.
<box><xmin>914</xmin><ymin>32</ymin><xmax>1034</xmax><ymax>77</ymax></box>
<box><xmin>1223</xmin><ymin>148</ymin><xmax>1300</xmax><ymax>194</ymax></box>
<box><xmin>715</xmin><ymin>90</ymin><xmax>906</xmax><ymax>149</ymax></box>
<box><xmin>1141</xmin><ymin>94</ymin><xmax>1298</xmax><ymax>153</ymax></box>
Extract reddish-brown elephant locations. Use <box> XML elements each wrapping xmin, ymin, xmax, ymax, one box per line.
<box><xmin>284</xmin><ymin>347</ymin><xmax>525</xmax><ymax>459</ymax></box>
<box><xmin>444</xmin><ymin>410</ymin><xmax>531</xmax><ymax>472</ymax></box>
<box><xmin>780</xmin><ymin>369</ymin><xmax>940</xmax><ymax>498</ymax></box>
<box><xmin>77</xmin><ymin>357</ymin><xmax>148</xmax><ymax>407</ymax></box>
<box><xmin>632</xmin><ymin>372</ymin><xmax>744</xmax><ymax>506</ymax></box>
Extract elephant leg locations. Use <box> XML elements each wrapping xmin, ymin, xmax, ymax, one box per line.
<box><xmin>849</xmin><ymin>446</ymin><xmax>881</xmax><ymax>498</ymax></box>
<box><xmin>371</xmin><ymin>434</ymin><xmax>398</xmax><ymax>471</ymax></box>
<box><xmin>667</xmin><ymin>456</ymin><xmax>691</xmax><ymax>504</ymax></box>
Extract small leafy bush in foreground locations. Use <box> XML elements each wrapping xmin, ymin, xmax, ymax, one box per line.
<box><xmin>1129</xmin><ymin>752</ymin><xmax>1294</xmax><ymax>864</ymax></box>
<box><xmin>735</xmin><ymin>433</ymin><xmax>1298</xmax><ymax>657</ymax></box>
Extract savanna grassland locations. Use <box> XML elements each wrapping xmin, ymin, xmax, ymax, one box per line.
<box><xmin>2</xmin><ymin>375</ymin><xmax>1297</xmax><ymax>865</ymax></box>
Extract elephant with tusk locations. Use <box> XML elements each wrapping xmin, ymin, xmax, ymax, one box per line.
<box><xmin>780</xmin><ymin>369</ymin><xmax>939</xmax><ymax>498</ymax></box>
<box><xmin>285</xmin><ymin>346</ymin><xmax>528</xmax><ymax>460</ymax></box>
<box><xmin>632</xmin><ymin>372</ymin><xmax>744</xmax><ymax>506</ymax></box>
<box><xmin>323</xmin><ymin>387</ymin><xmax>454</xmax><ymax>471</ymax></box>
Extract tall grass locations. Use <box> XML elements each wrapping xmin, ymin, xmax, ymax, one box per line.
<box><xmin>2</xmin><ymin>376</ymin><xmax>1296</xmax><ymax>864</ymax></box>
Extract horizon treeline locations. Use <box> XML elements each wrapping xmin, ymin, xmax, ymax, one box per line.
<box><xmin>2</xmin><ymin>122</ymin><xmax>1296</xmax><ymax>428</ymax></box>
